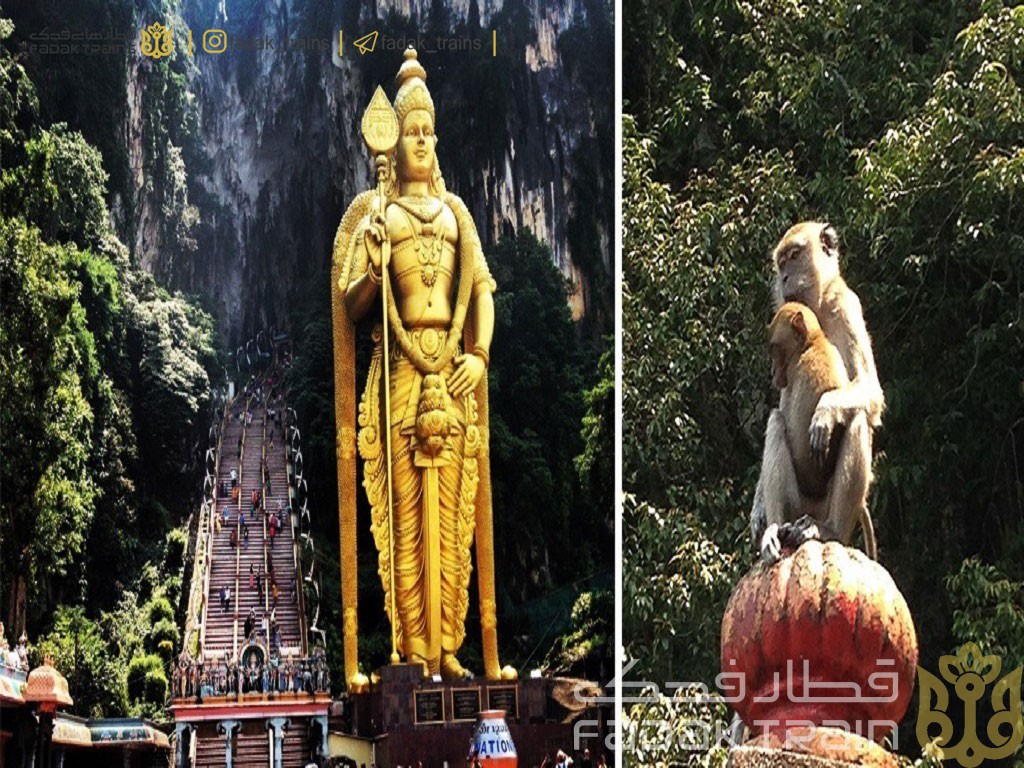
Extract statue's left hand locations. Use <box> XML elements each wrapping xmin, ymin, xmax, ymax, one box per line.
<box><xmin>448</xmin><ymin>354</ymin><xmax>486</xmax><ymax>398</ymax></box>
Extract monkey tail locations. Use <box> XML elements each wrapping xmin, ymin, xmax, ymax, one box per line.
<box><xmin>859</xmin><ymin>506</ymin><xmax>877</xmax><ymax>560</ymax></box>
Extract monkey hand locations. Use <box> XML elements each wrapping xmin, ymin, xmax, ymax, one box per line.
<box><xmin>761</xmin><ymin>518</ymin><xmax>823</xmax><ymax>564</ymax></box>
<box><xmin>785</xmin><ymin>516</ymin><xmax>822</xmax><ymax>548</ymax></box>
<box><xmin>760</xmin><ymin>523</ymin><xmax>782</xmax><ymax>564</ymax></box>
<box><xmin>810</xmin><ymin>394</ymin><xmax>842</xmax><ymax>468</ymax></box>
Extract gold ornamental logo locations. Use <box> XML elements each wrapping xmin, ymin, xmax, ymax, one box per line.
<box><xmin>917</xmin><ymin>642</ymin><xmax>1024</xmax><ymax>766</ymax></box>
<box><xmin>140</xmin><ymin>22</ymin><xmax>173</xmax><ymax>59</ymax></box>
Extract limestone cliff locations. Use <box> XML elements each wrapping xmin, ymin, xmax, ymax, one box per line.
<box><xmin>141</xmin><ymin>0</ymin><xmax>612</xmax><ymax>341</ymax></box>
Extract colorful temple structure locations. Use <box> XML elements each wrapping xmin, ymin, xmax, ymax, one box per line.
<box><xmin>1</xmin><ymin>650</ymin><xmax>169</xmax><ymax>767</ymax></box>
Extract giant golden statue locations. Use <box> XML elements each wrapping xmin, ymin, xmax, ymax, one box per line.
<box><xmin>332</xmin><ymin>49</ymin><xmax>514</xmax><ymax>688</ymax></box>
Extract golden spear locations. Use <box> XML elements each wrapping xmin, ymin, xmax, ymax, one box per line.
<box><xmin>360</xmin><ymin>87</ymin><xmax>401</xmax><ymax>665</ymax></box>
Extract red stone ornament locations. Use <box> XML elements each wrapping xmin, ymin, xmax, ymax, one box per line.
<box><xmin>721</xmin><ymin>541</ymin><xmax>918</xmax><ymax>745</ymax></box>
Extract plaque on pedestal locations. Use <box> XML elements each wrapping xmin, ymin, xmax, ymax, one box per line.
<box><xmin>451</xmin><ymin>687</ymin><xmax>482</xmax><ymax>723</ymax></box>
<box><xmin>342</xmin><ymin>671</ymin><xmax>606</xmax><ymax>765</ymax></box>
<box><xmin>413</xmin><ymin>689</ymin><xmax>444</xmax><ymax>725</ymax></box>
<box><xmin>487</xmin><ymin>685</ymin><xmax>519</xmax><ymax>720</ymax></box>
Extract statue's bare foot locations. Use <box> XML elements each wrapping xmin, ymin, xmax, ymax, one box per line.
<box><xmin>409</xmin><ymin>654</ymin><xmax>430</xmax><ymax>677</ymax></box>
<box><xmin>440</xmin><ymin>653</ymin><xmax>470</xmax><ymax>681</ymax></box>
<box><xmin>500</xmin><ymin>665</ymin><xmax>518</xmax><ymax>681</ymax></box>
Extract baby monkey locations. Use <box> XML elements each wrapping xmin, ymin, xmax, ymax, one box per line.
<box><xmin>765</xmin><ymin>302</ymin><xmax>877</xmax><ymax>560</ymax></box>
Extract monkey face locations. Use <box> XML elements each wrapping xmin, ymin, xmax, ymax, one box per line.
<box><xmin>768</xmin><ymin>302</ymin><xmax>817</xmax><ymax>389</ymax></box>
<box><xmin>769</xmin><ymin>339</ymin><xmax>788</xmax><ymax>389</ymax></box>
<box><xmin>773</xmin><ymin>222</ymin><xmax>840</xmax><ymax>309</ymax></box>
<box><xmin>768</xmin><ymin>311</ymin><xmax>799</xmax><ymax>389</ymax></box>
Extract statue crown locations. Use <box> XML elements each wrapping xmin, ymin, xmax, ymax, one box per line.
<box><xmin>394</xmin><ymin>48</ymin><xmax>435</xmax><ymax>124</ymax></box>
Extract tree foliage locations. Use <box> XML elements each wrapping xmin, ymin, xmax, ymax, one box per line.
<box><xmin>624</xmin><ymin>1</ymin><xmax>1024</xmax><ymax>762</ymax></box>
<box><xmin>1</xmin><ymin>219</ymin><xmax>97</xmax><ymax>612</ymax></box>
<box><xmin>126</xmin><ymin>653</ymin><xmax>167</xmax><ymax>715</ymax></box>
<box><xmin>576</xmin><ymin>349</ymin><xmax>615</xmax><ymax>524</ymax></box>
<box><xmin>488</xmin><ymin>230</ymin><xmax>607</xmax><ymax>594</ymax></box>
<box><xmin>35</xmin><ymin>606</ymin><xmax>126</xmax><ymax>719</ymax></box>
<box><xmin>542</xmin><ymin>589</ymin><xmax>613</xmax><ymax>682</ymax></box>
<box><xmin>1</xmin><ymin>16</ymin><xmax>217</xmax><ymax>717</ymax></box>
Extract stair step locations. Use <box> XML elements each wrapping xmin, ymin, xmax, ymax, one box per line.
<box><xmin>194</xmin><ymin>394</ymin><xmax>306</xmax><ymax>661</ymax></box>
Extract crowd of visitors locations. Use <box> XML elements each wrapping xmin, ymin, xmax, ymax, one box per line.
<box><xmin>173</xmin><ymin>371</ymin><xmax>319</xmax><ymax>708</ymax></box>
<box><xmin>213</xmin><ymin>377</ymin><xmax>300</xmax><ymax>653</ymax></box>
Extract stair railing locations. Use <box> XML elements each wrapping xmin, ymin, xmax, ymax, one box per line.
<box><xmin>286</xmin><ymin>404</ymin><xmax>311</xmax><ymax>658</ymax></box>
<box><xmin>185</xmin><ymin>399</ymin><xmax>228</xmax><ymax>662</ymax></box>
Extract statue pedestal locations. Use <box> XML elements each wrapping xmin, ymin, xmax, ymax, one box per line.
<box><xmin>332</xmin><ymin>665</ymin><xmax>609</xmax><ymax>765</ymax></box>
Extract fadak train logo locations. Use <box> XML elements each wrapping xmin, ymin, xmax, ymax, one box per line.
<box><xmin>139</xmin><ymin>22</ymin><xmax>173</xmax><ymax>59</ymax></box>
<box><xmin>917</xmin><ymin>643</ymin><xmax>1024</xmax><ymax>766</ymax></box>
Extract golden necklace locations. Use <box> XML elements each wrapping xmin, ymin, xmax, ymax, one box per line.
<box><xmin>394</xmin><ymin>194</ymin><xmax>443</xmax><ymax>222</ymax></box>
<box><xmin>381</xmin><ymin>193</ymin><xmax>475</xmax><ymax>376</ymax></box>
<box><xmin>396</xmin><ymin>200</ymin><xmax>446</xmax><ymax>287</ymax></box>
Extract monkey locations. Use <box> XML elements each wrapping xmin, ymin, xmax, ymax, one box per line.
<box><xmin>769</xmin><ymin>303</ymin><xmax>846</xmax><ymax>494</ymax></box>
<box><xmin>751</xmin><ymin>222</ymin><xmax>884</xmax><ymax>563</ymax></box>
<box><xmin>765</xmin><ymin>301</ymin><xmax>877</xmax><ymax>560</ymax></box>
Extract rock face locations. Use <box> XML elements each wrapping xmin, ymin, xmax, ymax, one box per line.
<box><xmin>126</xmin><ymin>0</ymin><xmax>611</xmax><ymax>342</ymax></box>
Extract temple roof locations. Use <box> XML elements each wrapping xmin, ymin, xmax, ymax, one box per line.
<box><xmin>52</xmin><ymin>716</ymin><xmax>92</xmax><ymax>747</ymax></box>
<box><xmin>24</xmin><ymin>657</ymin><xmax>73</xmax><ymax>710</ymax></box>
<box><xmin>0</xmin><ymin>663</ymin><xmax>27</xmax><ymax>705</ymax></box>
<box><xmin>89</xmin><ymin>718</ymin><xmax>171</xmax><ymax>750</ymax></box>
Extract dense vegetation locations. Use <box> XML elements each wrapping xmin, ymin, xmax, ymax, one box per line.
<box><xmin>0</xmin><ymin>18</ymin><xmax>218</xmax><ymax>717</ymax></box>
<box><xmin>623</xmin><ymin>0</ymin><xmax>1024</xmax><ymax>763</ymax></box>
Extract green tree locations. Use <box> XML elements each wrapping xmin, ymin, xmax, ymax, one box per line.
<box><xmin>487</xmin><ymin>230</ymin><xmax>602</xmax><ymax>595</ymax></box>
<box><xmin>125</xmin><ymin>270</ymin><xmax>216</xmax><ymax>498</ymax></box>
<box><xmin>543</xmin><ymin>589</ymin><xmax>613</xmax><ymax>682</ymax></box>
<box><xmin>0</xmin><ymin>18</ymin><xmax>39</xmax><ymax>180</ymax></box>
<box><xmin>947</xmin><ymin>559</ymin><xmax>1024</xmax><ymax>671</ymax></box>
<box><xmin>14</xmin><ymin>124</ymin><xmax>110</xmax><ymax>249</ymax></box>
<box><xmin>0</xmin><ymin>219</ymin><xmax>97</xmax><ymax>633</ymax></box>
<box><xmin>125</xmin><ymin>653</ymin><xmax>166</xmax><ymax>715</ymax></box>
<box><xmin>576</xmin><ymin>349</ymin><xmax>615</xmax><ymax>527</ymax></box>
<box><xmin>0</xmin><ymin>20</ymin><xmax>219</xmax><ymax>724</ymax></box>
<box><xmin>35</xmin><ymin>606</ymin><xmax>126</xmax><ymax>718</ymax></box>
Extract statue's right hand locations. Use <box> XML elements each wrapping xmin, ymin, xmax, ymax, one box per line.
<box><xmin>364</xmin><ymin>213</ymin><xmax>389</xmax><ymax>272</ymax></box>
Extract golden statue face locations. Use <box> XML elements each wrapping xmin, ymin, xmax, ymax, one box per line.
<box><xmin>396</xmin><ymin>108</ymin><xmax>436</xmax><ymax>183</ymax></box>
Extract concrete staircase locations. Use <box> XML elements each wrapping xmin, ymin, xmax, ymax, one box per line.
<box><xmin>175</xmin><ymin>374</ymin><xmax>323</xmax><ymax>768</ymax></box>
<box><xmin>281</xmin><ymin>720</ymin><xmax>310</xmax><ymax>768</ymax></box>
<box><xmin>263</xmin><ymin>409</ymin><xmax>301</xmax><ymax>652</ymax></box>
<box><xmin>193</xmin><ymin>733</ymin><xmax>227</xmax><ymax>768</ymax></box>
<box><xmin>202</xmin><ymin>396</ymin><xmax>304</xmax><ymax>658</ymax></box>
<box><xmin>203</xmin><ymin>406</ymin><xmax>244</xmax><ymax>652</ymax></box>
<box><xmin>237</xmin><ymin>732</ymin><xmax>270</xmax><ymax>766</ymax></box>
